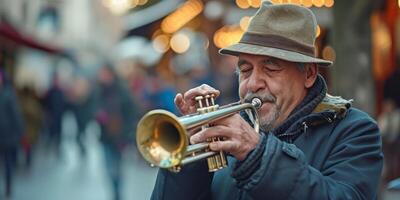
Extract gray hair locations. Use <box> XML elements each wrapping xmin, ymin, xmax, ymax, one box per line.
<box><xmin>296</xmin><ymin>62</ymin><xmax>306</xmax><ymax>72</ymax></box>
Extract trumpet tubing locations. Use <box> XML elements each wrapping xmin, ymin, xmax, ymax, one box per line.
<box><xmin>136</xmin><ymin>95</ymin><xmax>262</xmax><ymax>172</ymax></box>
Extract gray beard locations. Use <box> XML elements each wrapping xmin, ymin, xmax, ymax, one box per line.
<box><xmin>259</xmin><ymin>108</ymin><xmax>280</xmax><ymax>132</ymax></box>
<box><xmin>242</xmin><ymin>92</ymin><xmax>280</xmax><ymax>133</ymax></box>
<box><xmin>245</xmin><ymin>105</ymin><xmax>280</xmax><ymax>133</ymax></box>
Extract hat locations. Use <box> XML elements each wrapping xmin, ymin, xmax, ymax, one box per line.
<box><xmin>219</xmin><ymin>1</ymin><xmax>332</xmax><ymax>67</ymax></box>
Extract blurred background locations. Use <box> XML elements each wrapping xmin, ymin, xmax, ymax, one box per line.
<box><xmin>0</xmin><ymin>0</ymin><xmax>399</xmax><ymax>199</ymax></box>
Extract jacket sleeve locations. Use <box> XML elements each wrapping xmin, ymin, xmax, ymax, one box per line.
<box><xmin>151</xmin><ymin>160</ymin><xmax>214</xmax><ymax>200</ymax></box>
<box><xmin>233</xmin><ymin>115</ymin><xmax>383</xmax><ymax>199</ymax></box>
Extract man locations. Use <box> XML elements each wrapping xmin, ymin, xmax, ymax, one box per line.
<box><xmin>151</xmin><ymin>1</ymin><xmax>383</xmax><ymax>199</ymax></box>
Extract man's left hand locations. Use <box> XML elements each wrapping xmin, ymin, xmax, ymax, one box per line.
<box><xmin>190</xmin><ymin>114</ymin><xmax>260</xmax><ymax>161</ymax></box>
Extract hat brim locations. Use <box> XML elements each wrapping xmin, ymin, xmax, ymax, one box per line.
<box><xmin>219</xmin><ymin>43</ymin><xmax>332</xmax><ymax>67</ymax></box>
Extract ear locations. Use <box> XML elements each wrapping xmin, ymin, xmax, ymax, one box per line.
<box><xmin>304</xmin><ymin>64</ymin><xmax>318</xmax><ymax>88</ymax></box>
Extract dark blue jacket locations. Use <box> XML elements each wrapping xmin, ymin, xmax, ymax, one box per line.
<box><xmin>151</xmin><ymin>95</ymin><xmax>383</xmax><ymax>200</ymax></box>
<box><xmin>0</xmin><ymin>85</ymin><xmax>24</xmax><ymax>148</ymax></box>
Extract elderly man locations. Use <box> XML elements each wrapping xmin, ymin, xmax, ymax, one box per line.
<box><xmin>151</xmin><ymin>1</ymin><xmax>383</xmax><ymax>199</ymax></box>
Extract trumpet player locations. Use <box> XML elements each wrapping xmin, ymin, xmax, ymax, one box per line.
<box><xmin>151</xmin><ymin>1</ymin><xmax>383</xmax><ymax>200</ymax></box>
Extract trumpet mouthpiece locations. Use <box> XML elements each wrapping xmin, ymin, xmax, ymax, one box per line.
<box><xmin>252</xmin><ymin>98</ymin><xmax>262</xmax><ymax>110</ymax></box>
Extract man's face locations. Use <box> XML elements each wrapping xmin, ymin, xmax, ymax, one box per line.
<box><xmin>237</xmin><ymin>53</ymin><xmax>311</xmax><ymax>131</ymax></box>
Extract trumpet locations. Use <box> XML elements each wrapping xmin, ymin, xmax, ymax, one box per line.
<box><xmin>136</xmin><ymin>94</ymin><xmax>262</xmax><ymax>172</ymax></box>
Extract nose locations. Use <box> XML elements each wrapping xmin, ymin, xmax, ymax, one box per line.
<box><xmin>247</xmin><ymin>69</ymin><xmax>266</xmax><ymax>93</ymax></box>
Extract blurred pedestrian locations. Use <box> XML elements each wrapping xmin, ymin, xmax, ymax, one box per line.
<box><xmin>379</xmin><ymin>67</ymin><xmax>400</xmax><ymax>182</ymax></box>
<box><xmin>67</xmin><ymin>75</ymin><xmax>96</xmax><ymax>158</ymax></box>
<box><xmin>18</xmin><ymin>86</ymin><xmax>44</xmax><ymax>168</ymax></box>
<box><xmin>43</xmin><ymin>73</ymin><xmax>66</xmax><ymax>157</ymax></box>
<box><xmin>95</xmin><ymin>64</ymin><xmax>138</xmax><ymax>200</ymax></box>
<box><xmin>0</xmin><ymin>70</ymin><xmax>24</xmax><ymax>199</ymax></box>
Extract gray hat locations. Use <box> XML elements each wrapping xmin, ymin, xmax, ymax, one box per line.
<box><xmin>219</xmin><ymin>1</ymin><xmax>332</xmax><ymax>67</ymax></box>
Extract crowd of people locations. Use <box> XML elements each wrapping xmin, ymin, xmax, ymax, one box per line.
<box><xmin>0</xmin><ymin>50</ymin><xmax>239</xmax><ymax>199</ymax></box>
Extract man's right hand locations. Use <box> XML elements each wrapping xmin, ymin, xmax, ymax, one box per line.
<box><xmin>174</xmin><ymin>84</ymin><xmax>220</xmax><ymax>115</ymax></box>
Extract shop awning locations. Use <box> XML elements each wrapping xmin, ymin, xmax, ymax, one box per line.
<box><xmin>0</xmin><ymin>21</ymin><xmax>63</xmax><ymax>54</ymax></box>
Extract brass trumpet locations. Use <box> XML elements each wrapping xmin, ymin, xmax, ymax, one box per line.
<box><xmin>136</xmin><ymin>95</ymin><xmax>262</xmax><ymax>172</ymax></box>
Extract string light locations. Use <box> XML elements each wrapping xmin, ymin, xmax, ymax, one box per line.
<box><xmin>214</xmin><ymin>26</ymin><xmax>244</xmax><ymax>48</ymax></box>
<box><xmin>236</xmin><ymin>0</ymin><xmax>250</xmax><ymax>9</ymax></box>
<box><xmin>313</xmin><ymin>0</ymin><xmax>324</xmax><ymax>8</ymax></box>
<box><xmin>161</xmin><ymin>0</ymin><xmax>203</xmax><ymax>34</ymax></box>
<box><xmin>269</xmin><ymin>0</ymin><xmax>334</xmax><ymax>7</ymax></box>
<box><xmin>248</xmin><ymin>0</ymin><xmax>262</xmax><ymax>8</ymax></box>
<box><xmin>322</xmin><ymin>46</ymin><xmax>336</xmax><ymax>62</ymax></box>
<box><xmin>270</xmin><ymin>0</ymin><xmax>281</xmax><ymax>4</ymax></box>
<box><xmin>102</xmin><ymin>0</ymin><xmax>138</xmax><ymax>15</ymax></box>
<box><xmin>170</xmin><ymin>33</ymin><xmax>191</xmax><ymax>54</ymax></box>
<box><xmin>325</xmin><ymin>0</ymin><xmax>334</xmax><ymax>7</ymax></box>
<box><xmin>289</xmin><ymin>0</ymin><xmax>301</xmax><ymax>5</ymax></box>
<box><xmin>240</xmin><ymin>16</ymin><xmax>251</xmax><ymax>31</ymax></box>
<box><xmin>138</xmin><ymin>0</ymin><xmax>148</xmax><ymax>6</ymax></box>
<box><xmin>153</xmin><ymin>34</ymin><xmax>170</xmax><ymax>53</ymax></box>
<box><xmin>301</xmin><ymin>0</ymin><xmax>313</xmax><ymax>7</ymax></box>
<box><xmin>316</xmin><ymin>25</ymin><xmax>321</xmax><ymax>38</ymax></box>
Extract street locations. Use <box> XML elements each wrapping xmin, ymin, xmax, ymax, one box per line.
<box><xmin>8</xmin><ymin>112</ymin><xmax>158</xmax><ymax>200</ymax></box>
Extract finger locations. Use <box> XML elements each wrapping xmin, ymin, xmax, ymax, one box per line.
<box><xmin>209</xmin><ymin>140</ymin><xmax>237</xmax><ymax>153</ymax></box>
<box><xmin>199</xmin><ymin>84</ymin><xmax>221</xmax><ymax>97</ymax></box>
<box><xmin>187</xmin><ymin>127</ymin><xmax>202</xmax><ymax>138</ymax></box>
<box><xmin>174</xmin><ymin>93</ymin><xmax>188</xmax><ymax>114</ymax></box>
<box><xmin>183</xmin><ymin>84</ymin><xmax>220</xmax><ymax>105</ymax></box>
<box><xmin>190</xmin><ymin>126</ymin><xmax>231</xmax><ymax>144</ymax></box>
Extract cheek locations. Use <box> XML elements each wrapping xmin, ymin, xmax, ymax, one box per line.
<box><xmin>238</xmin><ymin>79</ymin><xmax>248</xmax><ymax>99</ymax></box>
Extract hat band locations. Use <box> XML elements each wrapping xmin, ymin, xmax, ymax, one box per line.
<box><xmin>239</xmin><ymin>33</ymin><xmax>315</xmax><ymax>57</ymax></box>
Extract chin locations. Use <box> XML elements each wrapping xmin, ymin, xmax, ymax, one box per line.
<box><xmin>259</xmin><ymin>105</ymin><xmax>280</xmax><ymax>129</ymax></box>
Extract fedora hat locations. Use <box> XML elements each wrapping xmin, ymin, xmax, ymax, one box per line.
<box><xmin>219</xmin><ymin>1</ymin><xmax>332</xmax><ymax>67</ymax></box>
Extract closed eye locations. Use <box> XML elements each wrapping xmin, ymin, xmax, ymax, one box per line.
<box><xmin>262</xmin><ymin>58</ymin><xmax>282</xmax><ymax>72</ymax></box>
<box><xmin>237</xmin><ymin>59</ymin><xmax>253</xmax><ymax>75</ymax></box>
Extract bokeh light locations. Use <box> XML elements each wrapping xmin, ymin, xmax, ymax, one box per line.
<box><xmin>240</xmin><ymin>16</ymin><xmax>251</xmax><ymax>31</ymax></box>
<box><xmin>236</xmin><ymin>0</ymin><xmax>250</xmax><ymax>9</ymax></box>
<box><xmin>153</xmin><ymin>34</ymin><xmax>170</xmax><ymax>53</ymax></box>
<box><xmin>322</xmin><ymin>46</ymin><xmax>336</xmax><ymax>62</ymax></box>
<box><xmin>170</xmin><ymin>33</ymin><xmax>191</xmax><ymax>54</ymax></box>
<box><xmin>214</xmin><ymin>26</ymin><xmax>244</xmax><ymax>48</ymax></box>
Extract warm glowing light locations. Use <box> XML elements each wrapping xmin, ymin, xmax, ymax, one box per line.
<box><xmin>325</xmin><ymin>0</ymin><xmax>334</xmax><ymax>7</ymax></box>
<box><xmin>316</xmin><ymin>25</ymin><xmax>321</xmax><ymax>38</ymax></box>
<box><xmin>270</xmin><ymin>0</ymin><xmax>281</xmax><ymax>4</ymax></box>
<box><xmin>375</xmin><ymin>26</ymin><xmax>391</xmax><ymax>51</ymax></box>
<box><xmin>248</xmin><ymin>0</ymin><xmax>262</xmax><ymax>8</ymax></box>
<box><xmin>302</xmin><ymin>0</ymin><xmax>313</xmax><ymax>7</ymax></box>
<box><xmin>102</xmin><ymin>0</ymin><xmax>138</xmax><ymax>15</ymax></box>
<box><xmin>138</xmin><ymin>0</ymin><xmax>148</xmax><ymax>6</ymax></box>
<box><xmin>214</xmin><ymin>26</ymin><xmax>244</xmax><ymax>48</ymax></box>
<box><xmin>153</xmin><ymin>34</ymin><xmax>170</xmax><ymax>53</ymax></box>
<box><xmin>236</xmin><ymin>0</ymin><xmax>250</xmax><ymax>9</ymax></box>
<box><xmin>240</xmin><ymin>16</ymin><xmax>251</xmax><ymax>31</ymax></box>
<box><xmin>289</xmin><ymin>0</ymin><xmax>301</xmax><ymax>5</ymax></box>
<box><xmin>152</xmin><ymin>29</ymin><xmax>163</xmax><ymax>40</ymax></box>
<box><xmin>161</xmin><ymin>0</ymin><xmax>204</xmax><ymax>34</ymax></box>
<box><xmin>398</xmin><ymin>0</ymin><xmax>400</xmax><ymax>8</ymax></box>
<box><xmin>170</xmin><ymin>33</ymin><xmax>191</xmax><ymax>54</ymax></box>
<box><xmin>322</xmin><ymin>46</ymin><xmax>336</xmax><ymax>62</ymax></box>
<box><xmin>313</xmin><ymin>0</ymin><xmax>324</xmax><ymax>7</ymax></box>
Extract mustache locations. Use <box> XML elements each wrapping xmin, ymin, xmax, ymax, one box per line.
<box><xmin>243</xmin><ymin>92</ymin><xmax>276</xmax><ymax>104</ymax></box>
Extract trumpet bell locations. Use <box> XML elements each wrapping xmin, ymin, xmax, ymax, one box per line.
<box><xmin>136</xmin><ymin>109</ymin><xmax>188</xmax><ymax>168</ymax></box>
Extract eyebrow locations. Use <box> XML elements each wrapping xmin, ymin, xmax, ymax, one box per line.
<box><xmin>237</xmin><ymin>59</ymin><xmax>251</xmax><ymax>67</ymax></box>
